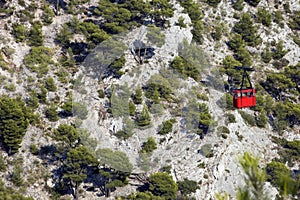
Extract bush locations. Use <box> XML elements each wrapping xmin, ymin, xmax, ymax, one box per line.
<box><xmin>136</xmin><ymin>104</ymin><xmax>151</xmax><ymax>127</ymax></box>
<box><xmin>133</xmin><ymin>87</ymin><xmax>143</xmax><ymax>104</ymax></box>
<box><xmin>233</xmin><ymin>13</ymin><xmax>261</xmax><ymax>46</ymax></box>
<box><xmin>42</xmin><ymin>4</ymin><xmax>55</xmax><ymax>25</ymax></box>
<box><xmin>261</xmin><ymin>44</ymin><xmax>272</xmax><ymax>63</ymax></box>
<box><xmin>245</xmin><ymin>0</ymin><xmax>260</xmax><ymax>7</ymax></box>
<box><xmin>158</xmin><ymin>119</ymin><xmax>175</xmax><ymax>135</ymax></box>
<box><xmin>0</xmin><ymin>154</ymin><xmax>7</xmax><ymax>172</ymax></box>
<box><xmin>45</xmin><ymin>103</ymin><xmax>59</xmax><ymax>122</ymax></box>
<box><xmin>144</xmin><ymin>75</ymin><xmax>172</xmax><ymax>101</ymax></box>
<box><xmin>141</xmin><ymin>137</ymin><xmax>157</xmax><ymax>153</ymax></box>
<box><xmin>149</xmin><ymin>172</ymin><xmax>178</xmax><ymax>200</ymax></box>
<box><xmin>23</xmin><ymin>46</ymin><xmax>53</xmax><ymax>75</ymax></box>
<box><xmin>73</xmin><ymin>102</ymin><xmax>88</xmax><ymax>120</ymax></box>
<box><xmin>128</xmin><ymin>101</ymin><xmax>136</xmax><ymax>116</ymax></box>
<box><xmin>272</xmin><ymin>40</ymin><xmax>289</xmax><ymax>60</ymax></box>
<box><xmin>266</xmin><ymin>161</ymin><xmax>290</xmax><ymax>187</ymax></box>
<box><xmin>56</xmin><ymin>24</ymin><xmax>73</xmax><ymax>46</ymax></box>
<box><xmin>29</xmin><ymin>144</ymin><xmax>39</xmax><ymax>155</ymax></box>
<box><xmin>225</xmin><ymin>113</ymin><xmax>236</xmax><ymax>123</ymax></box>
<box><xmin>11</xmin><ymin>23</ymin><xmax>27</xmax><ymax>43</ymax></box>
<box><xmin>177</xmin><ymin>178</ymin><xmax>199</xmax><ymax>195</ymax></box>
<box><xmin>256</xmin><ymin>7</ymin><xmax>272</xmax><ymax>27</ymax></box>
<box><xmin>211</xmin><ymin>24</ymin><xmax>223</xmax><ymax>41</ymax></box>
<box><xmin>97</xmin><ymin>89</ymin><xmax>105</xmax><ymax>98</ymax></box>
<box><xmin>206</xmin><ymin>0</ymin><xmax>221</xmax><ymax>7</ymax></box>
<box><xmin>45</xmin><ymin>77</ymin><xmax>57</xmax><ymax>92</ymax></box>
<box><xmin>28</xmin><ymin>22</ymin><xmax>44</xmax><ymax>46</ymax></box>
<box><xmin>170</xmin><ymin>56</ymin><xmax>199</xmax><ymax>81</ymax></box>
<box><xmin>177</xmin><ymin>16</ymin><xmax>187</xmax><ymax>28</ymax></box>
<box><xmin>0</xmin><ymin>96</ymin><xmax>30</xmax><ymax>154</ymax></box>
<box><xmin>10</xmin><ymin>165</ymin><xmax>24</xmax><ymax>186</ymax></box>
<box><xmin>239</xmin><ymin>111</ymin><xmax>256</xmax><ymax>126</ymax></box>
<box><xmin>289</xmin><ymin>11</ymin><xmax>300</xmax><ymax>31</ymax></box>
<box><xmin>232</xmin><ymin>0</ymin><xmax>244</xmax><ymax>11</ymax></box>
<box><xmin>256</xmin><ymin>110</ymin><xmax>268</xmax><ymax>128</ymax></box>
<box><xmin>217</xmin><ymin>126</ymin><xmax>230</xmax><ymax>134</ymax></box>
<box><xmin>114</xmin><ymin>130</ymin><xmax>132</xmax><ymax>140</ymax></box>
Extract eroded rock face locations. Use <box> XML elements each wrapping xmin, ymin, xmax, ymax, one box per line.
<box><xmin>0</xmin><ymin>0</ymin><xmax>299</xmax><ymax>199</ymax></box>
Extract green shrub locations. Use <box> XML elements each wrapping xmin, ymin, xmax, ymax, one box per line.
<box><xmin>225</xmin><ymin>113</ymin><xmax>236</xmax><ymax>123</ymax></box>
<box><xmin>160</xmin><ymin>165</ymin><xmax>172</xmax><ymax>173</ymax></box>
<box><xmin>177</xmin><ymin>178</ymin><xmax>199</xmax><ymax>195</ymax></box>
<box><xmin>115</xmin><ymin>130</ymin><xmax>132</xmax><ymax>140</ymax></box>
<box><xmin>211</xmin><ymin>24</ymin><xmax>223</xmax><ymax>41</ymax></box>
<box><xmin>136</xmin><ymin>104</ymin><xmax>151</xmax><ymax>127</ymax></box>
<box><xmin>4</xmin><ymin>83</ymin><xmax>16</xmax><ymax>92</ymax></box>
<box><xmin>133</xmin><ymin>87</ymin><xmax>143</xmax><ymax>104</ymax></box>
<box><xmin>239</xmin><ymin>111</ymin><xmax>256</xmax><ymax>126</ymax></box>
<box><xmin>177</xmin><ymin>16</ymin><xmax>187</xmax><ymax>28</ymax></box>
<box><xmin>256</xmin><ymin>7</ymin><xmax>272</xmax><ymax>27</ymax></box>
<box><xmin>45</xmin><ymin>103</ymin><xmax>59</xmax><ymax>122</ymax></box>
<box><xmin>170</xmin><ymin>56</ymin><xmax>200</xmax><ymax>81</ymax></box>
<box><xmin>73</xmin><ymin>102</ymin><xmax>88</xmax><ymax>120</ymax></box>
<box><xmin>206</xmin><ymin>0</ymin><xmax>221</xmax><ymax>7</ymax></box>
<box><xmin>38</xmin><ymin>86</ymin><xmax>47</xmax><ymax>104</ymax></box>
<box><xmin>128</xmin><ymin>101</ymin><xmax>136</xmax><ymax>116</ymax></box>
<box><xmin>158</xmin><ymin>119</ymin><xmax>175</xmax><ymax>135</ymax></box>
<box><xmin>42</xmin><ymin>4</ymin><xmax>55</xmax><ymax>25</ymax></box>
<box><xmin>141</xmin><ymin>137</ymin><xmax>157</xmax><ymax>153</ymax></box>
<box><xmin>10</xmin><ymin>164</ymin><xmax>24</xmax><ymax>186</ymax></box>
<box><xmin>233</xmin><ymin>13</ymin><xmax>261</xmax><ymax>46</ymax></box>
<box><xmin>232</xmin><ymin>0</ymin><xmax>244</xmax><ymax>11</ymax></box>
<box><xmin>227</xmin><ymin>33</ymin><xmax>245</xmax><ymax>52</ymax></box>
<box><xmin>261</xmin><ymin>44</ymin><xmax>272</xmax><ymax>63</ymax></box>
<box><xmin>44</xmin><ymin>77</ymin><xmax>57</xmax><ymax>92</ymax></box>
<box><xmin>0</xmin><ymin>96</ymin><xmax>30</xmax><ymax>154</ymax></box>
<box><xmin>256</xmin><ymin>110</ymin><xmax>268</xmax><ymax>128</ymax></box>
<box><xmin>97</xmin><ymin>89</ymin><xmax>105</xmax><ymax>98</ymax></box>
<box><xmin>0</xmin><ymin>154</ymin><xmax>7</xmax><ymax>172</ymax></box>
<box><xmin>235</xmin><ymin>47</ymin><xmax>252</xmax><ymax>66</ymax></box>
<box><xmin>23</xmin><ymin>46</ymin><xmax>53</xmax><ymax>75</ymax></box>
<box><xmin>144</xmin><ymin>75</ymin><xmax>172</xmax><ymax>101</ymax></box>
<box><xmin>217</xmin><ymin>126</ymin><xmax>230</xmax><ymax>134</ymax></box>
<box><xmin>266</xmin><ymin>161</ymin><xmax>290</xmax><ymax>187</ymax></box>
<box><xmin>197</xmin><ymin>93</ymin><xmax>209</xmax><ymax>101</ymax></box>
<box><xmin>11</xmin><ymin>23</ymin><xmax>27</xmax><ymax>43</ymax></box>
<box><xmin>289</xmin><ymin>11</ymin><xmax>300</xmax><ymax>31</ymax></box>
<box><xmin>28</xmin><ymin>22</ymin><xmax>44</xmax><ymax>46</ymax></box>
<box><xmin>56</xmin><ymin>24</ymin><xmax>73</xmax><ymax>46</ymax></box>
<box><xmin>272</xmin><ymin>40</ymin><xmax>289</xmax><ymax>60</ymax></box>
<box><xmin>149</xmin><ymin>172</ymin><xmax>178</xmax><ymax>200</ymax></box>
<box><xmin>29</xmin><ymin>144</ymin><xmax>39</xmax><ymax>155</ymax></box>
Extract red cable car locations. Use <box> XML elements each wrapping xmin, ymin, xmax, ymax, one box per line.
<box><xmin>232</xmin><ymin>67</ymin><xmax>256</xmax><ymax>109</ymax></box>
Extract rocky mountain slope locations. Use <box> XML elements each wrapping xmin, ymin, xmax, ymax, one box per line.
<box><xmin>0</xmin><ymin>0</ymin><xmax>299</xmax><ymax>200</ymax></box>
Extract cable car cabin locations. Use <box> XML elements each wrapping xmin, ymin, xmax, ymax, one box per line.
<box><xmin>233</xmin><ymin>88</ymin><xmax>256</xmax><ymax>108</ymax></box>
<box><xmin>232</xmin><ymin>66</ymin><xmax>256</xmax><ymax>109</ymax></box>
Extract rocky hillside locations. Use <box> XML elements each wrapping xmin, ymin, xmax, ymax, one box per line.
<box><xmin>0</xmin><ymin>0</ymin><xmax>299</xmax><ymax>200</ymax></box>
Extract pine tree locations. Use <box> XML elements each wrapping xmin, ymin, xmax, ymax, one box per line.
<box><xmin>136</xmin><ymin>104</ymin><xmax>151</xmax><ymax>127</ymax></box>
<box><xmin>28</xmin><ymin>22</ymin><xmax>44</xmax><ymax>46</ymax></box>
<box><xmin>63</xmin><ymin>146</ymin><xmax>97</xmax><ymax>200</ymax></box>
<box><xmin>45</xmin><ymin>103</ymin><xmax>58</xmax><ymax>122</ymax></box>
<box><xmin>0</xmin><ymin>96</ymin><xmax>29</xmax><ymax>154</ymax></box>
